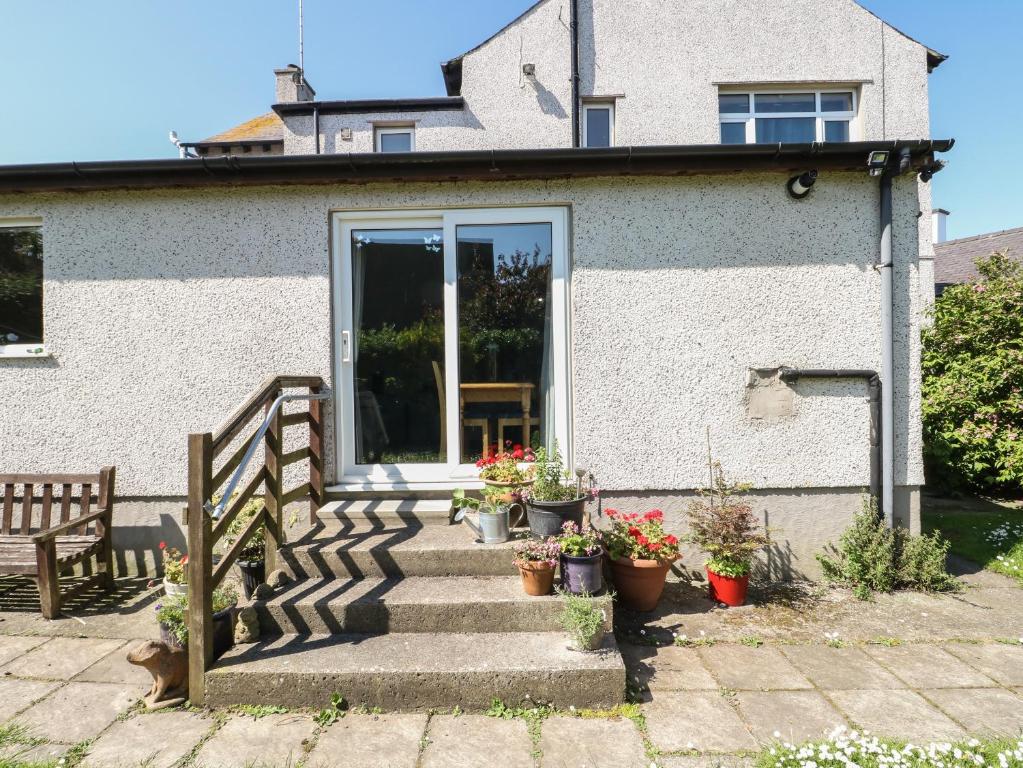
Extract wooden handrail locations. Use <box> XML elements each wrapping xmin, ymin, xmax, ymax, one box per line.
<box><xmin>186</xmin><ymin>374</ymin><xmax>326</xmax><ymax>705</ymax></box>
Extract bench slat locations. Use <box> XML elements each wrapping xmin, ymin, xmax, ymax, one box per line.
<box><xmin>1</xmin><ymin>486</ymin><xmax>12</xmax><ymax>535</ymax></box>
<box><xmin>60</xmin><ymin>485</ymin><xmax>71</xmax><ymax>524</ymax></box>
<box><xmin>0</xmin><ymin>535</ymin><xmax>101</xmax><ymax>574</ymax></box>
<box><xmin>40</xmin><ymin>485</ymin><xmax>53</xmax><ymax>531</ymax></box>
<box><xmin>20</xmin><ymin>484</ymin><xmax>33</xmax><ymax>535</ymax></box>
<box><xmin>79</xmin><ymin>485</ymin><xmax>92</xmax><ymax>536</ymax></box>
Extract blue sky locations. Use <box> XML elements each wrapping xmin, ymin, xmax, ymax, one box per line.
<box><xmin>0</xmin><ymin>1</ymin><xmax>1016</xmax><ymax>240</ymax></box>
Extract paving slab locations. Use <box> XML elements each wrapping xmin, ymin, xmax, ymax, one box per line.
<box><xmin>193</xmin><ymin>713</ymin><xmax>316</xmax><ymax>768</ymax></box>
<box><xmin>644</xmin><ymin>691</ymin><xmax>758</xmax><ymax>753</ymax></box>
<box><xmin>0</xmin><ymin>741</ymin><xmax>68</xmax><ymax>764</ymax></box>
<box><xmin>736</xmin><ymin>690</ymin><xmax>848</xmax><ymax>744</ymax></box>
<box><xmin>923</xmin><ymin>688</ymin><xmax>1023</xmax><ymax>737</ymax></box>
<box><xmin>0</xmin><ymin>635</ymin><xmax>49</xmax><ymax>667</ymax></box>
<box><xmin>421</xmin><ymin>715</ymin><xmax>533</xmax><ymax>768</ymax></box>
<box><xmin>80</xmin><ymin>711</ymin><xmax>212</xmax><ymax>768</ymax></box>
<box><xmin>944</xmin><ymin>643</ymin><xmax>1023</xmax><ymax>686</ymax></box>
<box><xmin>0</xmin><ymin>677</ymin><xmax>61</xmax><ymax>723</ymax></box>
<box><xmin>539</xmin><ymin>716</ymin><xmax>647</xmax><ymax>768</ymax></box>
<box><xmin>305</xmin><ymin>713</ymin><xmax>428</xmax><ymax>768</ymax></box>
<box><xmin>779</xmin><ymin>645</ymin><xmax>905</xmax><ymax>690</ymax></box>
<box><xmin>698</xmin><ymin>646</ymin><xmax>812</xmax><ymax>690</ymax></box>
<box><xmin>862</xmin><ymin>644</ymin><xmax>997</xmax><ymax>688</ymax></box>
<box><xmin>15</xmin><ymin>681</ymin><xmax>138</xmax><ymax>743</ymax></box>
<box><xmin>0</xmin><ymin>636</ymin><xmax>125</xmax><ymax>680</ymax></box>
<box><xmin>622</xmin><ymin>644</ymin><xmax>717</xmax><ymax>691</ymax></box>
<box><xmin>74</xmin><ymin>640</ymin><xmax>152</xmax><ymax>686</ymax></box>
<box><xmin>657</xmin><ymin>758</ymin><xmax>755</xmax><ymax>768</ymax></box>
<box><xmin>828</xmin><ymin>690</ymin><xmax>966</xmax><ymax>742</ymax></box>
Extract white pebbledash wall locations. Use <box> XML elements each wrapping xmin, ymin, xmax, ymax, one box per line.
<box><xmin>0</xmin><ymin>170</ymin><xmax>924</xmax><ymax>576</ymax></box>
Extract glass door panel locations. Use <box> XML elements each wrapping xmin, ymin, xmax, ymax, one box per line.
<box><xmin>456</xmin><ymin>223</ymin><xmax>553</xmax><ymax>462</ymax></box>
<box><xmin>351</xmin><ymin>228</ymin><xmax>445</xmax><ymax>465</ymax></box>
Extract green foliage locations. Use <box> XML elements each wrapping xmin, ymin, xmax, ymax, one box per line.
<box><xmin>528</xmin><ymin>443</ymin><xmax>579</xmax><ymax>502</ymax></box>
<box><xmin>484</xmin><ymin>698</ymin><xmax>555</xmax><ymax>721</ymax></box>
<box><xmin>218</xmin><ymin>493</ymin><xmax>266</xmax><ymax>563</ymax></box>
<box><xmin>739</xmin><ymin>635</ymin><xmax>764</xmax><ymax>648</ymax></box>
<box><xmin>155</xmin><ymin>586</ymin><xmax>238</xmax><ymax>646</ymax></box>
<box><xmin>559</xmin><ymin>591</ymin><xmax>611</xmax><ymax>650</ymax></box>
<box><xmin>687</xmin><ymin>464</ymin><xmax>769</xmax><ymax>574</ymax></box>
<box><xmin>817</xmin><ymin>499</ymin><xmax>960</xmax><ymax>598</ymax></box>
<box><xmin>232</xmin><ymin>704</ymin><xmax>289</xmax><ymax>719</ymax></box>
<box><xmin>313</xmin><ymin>693</ymin><xmax>348</xmax><ymax>726</ymax></box>
<box><xmin>922</xmin><ymin>251</ymin><xmax>1023</xmax><ymax>492</ymax></box>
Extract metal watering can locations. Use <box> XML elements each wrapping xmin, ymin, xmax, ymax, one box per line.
<box><xmin>454</xmin><ymin>501</ymin><xmax>524</xmax><ymax>544</ymax></box>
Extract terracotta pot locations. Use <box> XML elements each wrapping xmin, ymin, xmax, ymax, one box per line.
<box><xmin>609</xmin><ymin>556</ymin><xmax>677</xmax><ymax>612</ymax></box>
<box><xmin>706</xmin><ymin>567</ymin><xmax>750</xmax><ymax>607</ymax></box>
<box><xmin>516</xmin><ymin>561</ymin><xmax>556</xmax><ymax>596</ymax></box>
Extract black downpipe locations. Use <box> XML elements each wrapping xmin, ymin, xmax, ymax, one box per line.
<box><xmin>313</xmin><ymin>106</ymin><xmax>321</xmax><ymax>155</ymax></box>
<box><xmin>778</xmin><ymin>368</ymin><xmax>882</xmax><ymax>507</ymax></box>
<box><xmin>570</xmin><ymin>0</ymin><xmax>580</xmax><ymax>147</ymax></box>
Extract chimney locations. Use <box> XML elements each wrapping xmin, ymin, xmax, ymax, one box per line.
<box><xmin>932</xmin><ymin>208</ymin><xmax>950</xmax><ymax>244</ymax></box>
<box><xmin>274</xmin><ymin>65</ymin><xmax>316</xmax><ymax>103</ymax></box>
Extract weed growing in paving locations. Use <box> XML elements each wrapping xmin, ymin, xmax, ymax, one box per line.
<box><xmin>740</xmin><ymin>635</ymin><xmax>764</xmax><ymax>648</ymax></box>
<box><xmin>871</xmin><ymin>636</ymin><xmax>902</xmax><ymax>647</ymax></box>
<box><xmin>757</xmin><ymin>728</ymin><xmax>1023</xmax><ymax>768</ymax></box>
<box><xmin>233</xmin><ymin>704</ymin><xmax>290</xmax><ymax>719</ymax></box>
<box><xmin>674</xmin><ymin>633</ymin><xmax>716</xmax><ymax>648</ymax></box>
<box><xmin>314</xmin><ymin>693</ymin><xmax>348</xmax><ymax>726</ymax></box>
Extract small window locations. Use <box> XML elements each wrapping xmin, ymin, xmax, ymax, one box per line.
<box><xmin>375</xmin><ymin>126</ymin><xmax>415</xmax><ymax>153</ymax></box>
<box><xmin>718</xmin><ymin>89</ymin><xmax>857</xmax><ymax>144</ymax></box>
<box><xmin>582</xmin><ymin>102</ymin><xmax>615</xmax><ymax>148</ymax></box>
<box><xmin>0</xmin><ymin>221</ymin><xmax>44</xmax><ymax>356</ymax></box>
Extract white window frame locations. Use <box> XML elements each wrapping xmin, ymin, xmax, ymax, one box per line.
<box><xmin>374</xmin><ymin>125</ymin><xmax>416</xmax><ymax>153</ymax></box>
<box><xmin>718</xmin><ymin>88</ymin><xmax>859</xmax><ymax>144</ymax></box>
<box><xmin>331</xmin><ymin>206</ymin><xmax>572</xmax><ymax>486</ymax></box>
<box><xmin>0</xmin><ymin>217</ymin><xmax>47</xmax><ymax>359</ymax></box>
<box><xmin>582</xmin><ymin>101</ymin><xmax>615</xmax><ymax>148</ymax></box>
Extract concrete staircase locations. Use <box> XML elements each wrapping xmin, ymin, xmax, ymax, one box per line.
<box><xmin>204</xmin><ymin>500</ymin><xmax>626</xmax><ymax>711</ymax></box>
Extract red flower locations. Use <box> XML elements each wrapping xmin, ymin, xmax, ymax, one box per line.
<box><xmin>643</xmin><ymin>509</ymin><xmax>664</xmax><ymax>522</ymax></box>
<box><xmin>649</xmin><ymin>542</ymin><xmax>663</xmax><ymax>552</ymax></box>
<box><xmin>606</xmin><ymin>509</ymin><xmax>619</xmax><ymax>519</ymax></box>
<box><xmin>181</xmin><ymin>554</ymin><xmax>189</xmax><ymax>564</ymax></box>
<box><xmin>664</xmin><ymin>534</ymin><xmax>678</xmax><ymax>546</ymax></box>
<box><xmin>628</xmin><ymin>526</ymin><xmax>641</xmax><ymax>537</ymax></box>
<box><xmin>635</xmin><ymin>534</ymin><xmax>649</xmax><ymax>547</ymax></box>
<box><xmin>159</xmin><ymin>541</ymin><xmax>166</xmax><ymax>550</ymax></box>
<box><xmin>511</xmin><ymin>448</ymin><xmax>524</xmax><ymax>460</ymax></box>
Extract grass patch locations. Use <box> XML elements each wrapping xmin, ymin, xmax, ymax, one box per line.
<box><xmin>923</xmin><ymin>498</ymin><xmax>1023</xmax><ymax>584</ymax></box>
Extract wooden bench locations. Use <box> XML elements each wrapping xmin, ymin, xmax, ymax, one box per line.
<box><xmin>0</xmin><ymin>467</ymin><xmax>116</xmax><ymax>618</ymax></box>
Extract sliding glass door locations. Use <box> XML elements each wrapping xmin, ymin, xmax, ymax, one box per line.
<box><xmin>334</xmin><ymin>207</ymin><xmax>570</xmax><ymax>484</ymax></box>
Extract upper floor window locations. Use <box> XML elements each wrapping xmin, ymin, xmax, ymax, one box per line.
<box><xmin>0</xmin><ymin>220</ymin><xmax>45</xmax><ymax>357</ymax></box>
<box><xmin>583</xmin><ymin>102</ymin><xmax>615</xmax><ymax>148</ymax></box>
<box><xmin>719</xmin><ymin>90</ymin><xmax>857</xmax><ymax>144</ymax></box>
<box><xmin>375</xmin><ymin>126</ymin><xmax>415</xmax><ymax>153</ymax></box>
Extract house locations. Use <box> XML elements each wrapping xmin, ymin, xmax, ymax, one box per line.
<box><xmin>932</xmin><ymin>213</ymin><xmax>1023</xmax><ymax>294</ymax></box>
<box><xmin>0</xmin><ymin>0</ymin><xmax>950</xmax><ymax>586</ymax></box>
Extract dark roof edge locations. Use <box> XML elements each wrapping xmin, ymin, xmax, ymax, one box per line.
<box><xmin>273</xmin><ymin>97</ymin><xmax>465</xmax><ymax>117</ymax></box>
<box><xmin>181</xmin><ymin>139</ymin><xmax>284</xmax><ymax>149</ymax></box>
<box><xmin>0</xmin><ymin>140</ymin><xmax>953</xmax><ymax>194</ymax></box>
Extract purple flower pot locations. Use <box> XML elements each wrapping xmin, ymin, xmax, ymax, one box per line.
<box><xmin>560</xmin><ymin>551</ymin><xmax>604</xmax><ymax>595</ymax></box>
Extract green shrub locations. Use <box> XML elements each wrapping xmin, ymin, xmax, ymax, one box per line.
<box><xmin>922</xmin><ymin>251</ymin><xmax>1023</xmax><ymax>492</ymax></box>
<box><xmin>817</xmin><ymin>499</ymin><xmax>960</xmax><ymax>598</ymax></box>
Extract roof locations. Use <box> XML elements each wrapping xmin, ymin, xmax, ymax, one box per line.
<box><xmin>934</xmin><ymin>226</ymin><xmax>1023</xmax><ymax>285</ymax></box>
<box><xmin>0</xmin><ymin>140</ymin><xmax>951</xmax><ymax>194</ymax></box>
<box><xmin>183</xmin><ymin>112</ymin><xmax>283</xmax><ymax>148</ymax></box>
<box><xmin>272</xmin><ymin>97</ymin><xmax>464</xmax><ymax>117</ymax></box>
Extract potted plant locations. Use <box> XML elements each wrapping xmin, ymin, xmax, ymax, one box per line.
<box><xmin>477</xmin><ymin>445</ymin><xmax>535</xmax><ymax>525</ymax></box>
<box><xmin>220</xmin><ymin>496</ymin><xmax>266</xmax><ymax>599</ymax></box>
<box><xmin>687</xmin><ymin>465</ymin><xmax>770</xmax><ymax>607</ymax></box>
<box><xmin>159</xmin><ymin>542</ymin><xmax>188</xmax><ymax>597</ymax></box>
<box><xmin>512</xmin><ymin>536</ymin><xmax>560</xmax><ymax>596</ymax></box>
<box><xmin>560</xmin><ymin>591</ymin><xmax>612</xmax><ymax>651</ymax></box>
<box><xmin>522</xmin><ymin>443</ymin><xmax>592</xmax><ymax>536</ymax></box>
<box><xmin>155</xmin><ymin>585</ymin><xmax>238</xmax><ymax>659</ymax></box>
<box><xmin>604</xmin><ymin>509</ymin><xmax>680</xmax><ymax>611</ymax></box>
<box><xmin>452</xmin><ymin>488</ymin><xmax>514</xmax><ymax>544</ymax></box>
<box><xmin>557</xmin><ymin>522</ymin><xmax>604</xmax><ymax>595</ymax></box>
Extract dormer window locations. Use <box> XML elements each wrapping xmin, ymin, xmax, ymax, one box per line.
<box><xmin>582</xmin><ymin>101</ymin><xmax>615</xmax><ymax>148</ymax></box>
<box><xmin>719</xmin><ymin>89</ymin><xmax>857</xmax><ymax>144</ymax></box>
<box><xmin>375</xmin><ymin>126</ymin><xmax>415</xmax><ymax>153</ymax></box>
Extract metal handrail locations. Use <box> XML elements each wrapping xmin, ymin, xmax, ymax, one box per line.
<box><xmin>205</xmin><ymin>390</ymin><xmax>330</xmax><ymax>519</ymax></box>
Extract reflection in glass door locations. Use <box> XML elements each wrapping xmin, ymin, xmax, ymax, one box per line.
<box><xmin>350</xmin><ymin>228</ymin><xmax>445</xmax><ymax>465</ymax></box>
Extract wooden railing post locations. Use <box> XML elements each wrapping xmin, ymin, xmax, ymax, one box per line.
<box><xmin>263</xmin><ymin>390</ymin><xmax>284</xmax><ymax>574</ymax></box>
<box><xmin>186</xmin><ymin>432</ymin><xmax>214</xmax><ymax>706</ymax></box>
<box><xmin>308</xmin><ymin>384</ymin><xmax>324</xmax><ymax>524</ymax></box>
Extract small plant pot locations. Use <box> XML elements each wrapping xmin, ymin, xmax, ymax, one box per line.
<box><xmin>162</xmin><ymin>579</ymin><xmax>187</xmax><ymax>598</ymax></box>
<box><xmin>516</xmin><ymin>562</ymin><xmax>556</xmax><ymax>596</ymax></box>
<box><xmin>478</xmin><ymin>507</ymin><xmax>511</xmax><ymax>544</ymax></box>
<box><xmin>158</xmin><ymin>605</ymin><xmax>236</xmax><ymax>660</ymax></box>
<box><xmin>237</xmin><ymin>559</ymin><xmax>266</xmax><ymax>600</ymax></box>
<box><xmin>706</xmin><ymin>567</ymin><xmax>750</xmax><ymax>607</ymax></box>
<box><xmin>609</xmin><ymin>556</ymin><xmax>677</xmax><ymax>612</ymax></box>
<box><xmin>526</xmin><ymin>497</ymin><xmax>586</xmax><ymax>537</ymax></box>
<box><xmin>560</xmin><ymin>551</ymin><xmax>604</xmax><ymax>595</ymax></box>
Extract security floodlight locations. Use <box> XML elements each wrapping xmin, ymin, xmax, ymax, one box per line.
<box><xmin>867</xmin><ymin>150</ymin><xmax>890</xmax><ymax>177</ymax></box>
<box><xmin>522</xmin><ymin>63</ymin><xmax>536</xmax><ymax>78</ymax></box>
<box><xmin>786</xmin><ymin>170</ymin><xmax>818</xmax><ymax>199</ymax></box>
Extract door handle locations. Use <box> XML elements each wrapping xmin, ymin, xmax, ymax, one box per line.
<box><xmin>341</xmin><ymin>330</ymin><xmax>352</xmax><ymax>363</ymax></box>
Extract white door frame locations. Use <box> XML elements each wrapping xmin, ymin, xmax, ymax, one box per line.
<box><xmin>331</xmin><ymin>206</ymin><xmax>572</xmax><ymax>487</ymax></box>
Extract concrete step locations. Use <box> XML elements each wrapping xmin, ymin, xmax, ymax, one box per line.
<box><xmin>254</xmin><ymin>576</ymin><xmax>607</xmax><ymax>635</ymax></box>
<box><xmin>206</xmin><ymin>631</ymin><xmax>626</xmax><ymax>711</ymax></box>
<box><xmin>279</xmin><ymin>522</ymin><xmax>521</xmax><ymax>580</ymax></box>
<box><xmin>316</xmin><ymin>499</ymin><xmax>452</xmax><ymax>526</ymax></box>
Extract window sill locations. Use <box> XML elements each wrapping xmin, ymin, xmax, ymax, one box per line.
<box><xmin>0</xmin><ymin>345</ymin><xmax>50</xmax><ymax>359</ymax></box>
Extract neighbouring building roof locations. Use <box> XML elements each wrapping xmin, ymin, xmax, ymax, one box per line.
<box><xmin>934</xmin><ymin>226</ymin><xmax>1023</xmax><ymax>286</ymax></box>
<box><xmin>183</xmin><ymin>112</ymin><xmax>284</xmax><ymax>149</ymax></box>
<box><xmin>0</xmin><ymin>139</ymin><xmax>951</xmax><ymax>193</ymax></box>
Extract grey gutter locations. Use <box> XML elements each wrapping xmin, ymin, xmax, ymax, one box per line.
<box><xmin>0</xmin><ymin>140</ymin><xmax>953</xmax><ymax>193</ymax></box>
<box><xmin>273</xmin><ymin>97</ymin><xmax>465</xmax><ymax>117</ymax></box>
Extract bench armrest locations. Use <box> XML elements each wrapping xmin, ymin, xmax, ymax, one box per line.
<box><xmin>31</xmin><ymin>508</ymin><xmax>112</xmax><ymax>542</ymax></box>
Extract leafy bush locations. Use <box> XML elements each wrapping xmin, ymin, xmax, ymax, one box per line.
<box><xmin>922</xmin><ymin>251</ymin><xmax>1023</xmax><ymax>492</ymax></box>
<box><xmin>528</xmin><ymin>443</ymin><xmax>580</xmax><ymax>502</ymax></box>
<box><xmin>156</xmin><ymin>586</ymin><xmax>238</xmax><ymax>645</ymax></box>
<box><xmin>560</xmin><ymin>591</ymin><xmax>611</xmax><ymax>650</ymax></box>
<box><xmin>219</xmin><ymin>493</ymin><xmax>266</xmax><ymax>563</ymax></box>
<box><xmin>817</xmin><ymin>499</ymin><xmax>960</xmax><ymax>599</ymax></box>
<box><xmin>686</xmin><ymin>464</ymin><xmax>769</xmax><ymax>577</ymax></box>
